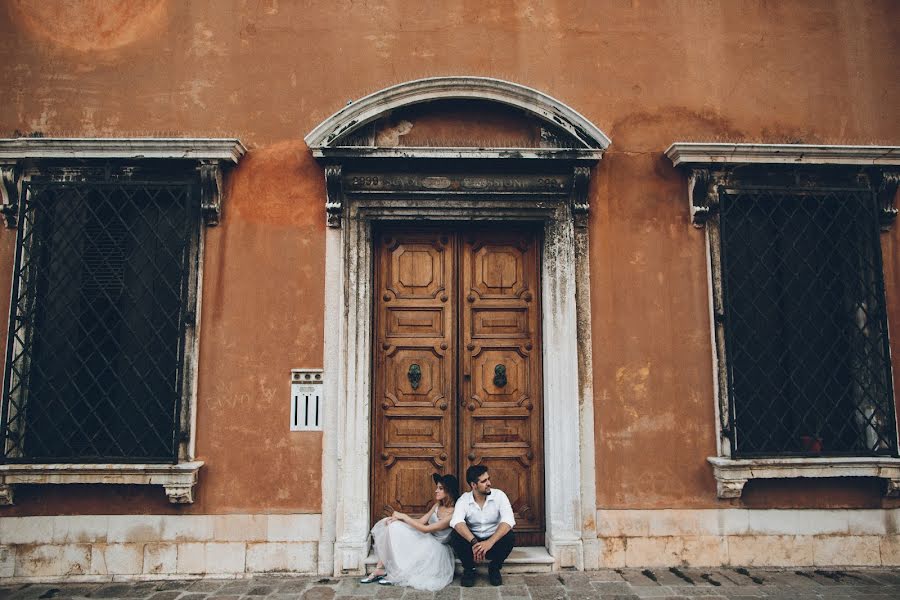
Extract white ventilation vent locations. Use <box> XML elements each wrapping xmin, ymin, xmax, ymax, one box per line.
<box><xmin>291</xmin><ymin>369</ymin><xmax>323</xmax><ymax>431</ymax></box>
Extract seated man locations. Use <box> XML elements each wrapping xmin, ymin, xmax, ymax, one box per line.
<box><xmin>449</xmin><ymin>465</ymin><xmax>516</xmax><ymax>587</ymax></box>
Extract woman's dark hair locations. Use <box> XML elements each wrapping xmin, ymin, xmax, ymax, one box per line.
<box><xmin>465</xmin><ymin>464</ymin><xmax>489</xmax><ymax>486</ymax></box>
<box><xmin>432</xmin><ymin>473</ymin><xmax>460</xmax><ymax>505</ymax></box>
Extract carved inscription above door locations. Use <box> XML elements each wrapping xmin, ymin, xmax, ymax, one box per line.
<box><xmin>373</xmin><ymin>228</ymin><xmax>545</xmax><ymax>545</ymax></box>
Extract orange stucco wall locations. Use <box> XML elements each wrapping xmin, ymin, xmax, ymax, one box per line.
<box><xmin>0</xmin><ymin>0</ymin><xmax>898</xmax><ymax>516</ymax></box>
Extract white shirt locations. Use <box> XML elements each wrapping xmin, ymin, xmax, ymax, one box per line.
<box><xmin>449</xmin><ymin>488</ymin><xmax>515</xmax><ymax>538</ymax></box>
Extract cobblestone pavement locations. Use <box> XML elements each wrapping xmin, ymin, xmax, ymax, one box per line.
<box><xmin>2</xmin><ymin>568</ymin><xmax>900</xmax><ymax>600</ymax></box>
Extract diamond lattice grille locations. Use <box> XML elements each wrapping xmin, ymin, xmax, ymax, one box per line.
<box><xmin>719</xmin><ymin>186</ymin><xmax>897</xmax><ymax>457</ymax></box>
<box><xmin>1</xmin><ymin>180</ymin><xmax>198</xmax><ymax>463</ymax></box>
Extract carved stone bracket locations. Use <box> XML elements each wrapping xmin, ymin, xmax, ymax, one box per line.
<box><xmin>0</xmin><ymin>163</ymin><xmax>21</xmax><ymax>228</ymax></box>
<box><xmin>716</xmin><ymin>478</ymin><xmax>747</xmax><ymax>499</ymax></box>
<box><xmin>199</xmin><ymin>160</ymin><xmax>225</xmax><ymax>226</ymax></box>
<box><xmin>0</xmin><ymin>483</ymin><xmax>13</xmax><ymax>505</ymax></box>
<box><xmin>164</xmin><ymin>484</ymin><xmax>196</xmax><ymax>504</ymax></box>
<box><xmin>325</xmin><ymin>164</ymin><xmax>343</xmax><ymax>228</ymax></box>
<box><xmin>878</xmin><ymin>169</ymin><xmax>899</xmax><ymax>231</ymax></box>
<box><xmin>687</xmin><ymin>168</ymin><xmax>725</xmax><ymax>228</ymax></box>
<box><xmin>571</xmin><ymin>165</ymin><xmax>590</xmax><ymax>216</ymax></box>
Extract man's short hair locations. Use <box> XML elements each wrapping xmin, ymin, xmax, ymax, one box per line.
<box><xmin>466</xmin><ymin>465</ymin><xmax>489</xmax><ymax>486</ymax></box>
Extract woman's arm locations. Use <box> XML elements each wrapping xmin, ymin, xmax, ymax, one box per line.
<box><xmin>392</xmin><ymin>504</ymin><xmax>452</xmax><ymax>533</ymax></box>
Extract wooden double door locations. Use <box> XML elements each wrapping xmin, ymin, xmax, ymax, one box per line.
<box><xmin>372</xmin><ymin>226</ymin><xmax>545</xmax><ymax>545</ymax></box>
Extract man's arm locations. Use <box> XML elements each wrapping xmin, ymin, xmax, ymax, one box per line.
<box><xmin>472</xmin><ymin>522</ymin><xmax>510</xmax><ymax>561</ymax></box>
<box><xmin>454</xmin><ymin>520</ymin><xmax>477</xmax><ymax>542</ymax></box>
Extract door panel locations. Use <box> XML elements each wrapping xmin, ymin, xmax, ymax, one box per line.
<box><xmin>460</xmin><ymin>231</ymin><xmax>544</xmax><ymax>546</ymax></box>
<box><xmin>373</xmin><ymin>227</ymin><xmax>544</xmax><ymax>545</ymax></box>
<box><xmin>373</xmin><ymin>232</ymin><xmax>455</xmax><ymax>520</ymax></box>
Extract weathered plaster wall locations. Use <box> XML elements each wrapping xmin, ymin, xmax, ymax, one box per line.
<box><xmin>0</xmin><ymin>0</ymin><xmax>897</xmax><ymax>518</ymax></box>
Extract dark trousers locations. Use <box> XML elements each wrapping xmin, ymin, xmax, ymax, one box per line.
<box><xmin>450</xmin><ymin>529</ymin><xmax>515</xmax><ymax>572</ymax></box>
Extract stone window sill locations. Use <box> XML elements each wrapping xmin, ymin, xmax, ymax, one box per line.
<box><xmin>0</xmin><ymin>461</ymin><xmax>203</xmax><ymax>505</ymax></box>
<box><xmin>708</xmin><ymin>456</ymin><xmax>900</xmax><ymax>499</ymax></box>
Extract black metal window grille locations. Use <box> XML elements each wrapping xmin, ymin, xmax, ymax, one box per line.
<box><xmin>720</xmin><ymin>185</ymin><xmax>897</xmax><ymax>457</ymax></box>
<box><xmin>0</xmin><ymin>178</ymin><xmax>200</xmax><ymax>463</ymax></box>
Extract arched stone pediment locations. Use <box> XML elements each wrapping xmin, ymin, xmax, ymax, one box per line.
<box><xmin>305</xmin><ymin>77</ymin><xmax>610</xmax><ymax>159</ymax></box>
<box><xmin>306</xmin><ymin>77</ymin><xmax>610</xmax><ymax>228</ymax></box>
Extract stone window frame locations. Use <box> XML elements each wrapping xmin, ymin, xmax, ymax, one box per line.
<box><xmin>666</xmin><ymin>142</ymin><xmax>900</xmax><ymax>499</ymax></box>
<box><xmin>0</xmin><ymin>137</ymin><xmax>246</xmax><ymax>505</ymax></box>
<box><xmin>306</xmin><ymin>76</ymin><xmax>610</xmax><ymax>573</ymax></box>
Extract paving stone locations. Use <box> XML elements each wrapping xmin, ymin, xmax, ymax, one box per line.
<box><xmin>567</xmin><ymin>593</ymin><xmax>598</xmax><ymax>600</ymax></box>
<box><xmin>715</xmin><ymin>570</ymin><xmax>763</xmax><ymax>587</ymax></box>
<box><xmin>664</xmin><ymin>569</ymin><xmax>710</xmax><ymax>587</ymax></box>
<box><xmin>373</xmin><ymin>588</ymin><xmax>404</xmax><ymax>599</ymax></box>
<box><xmin>492</xmin><ymin>586</ymin><xmax>525</xmax><ymax>597</ymax></box>
<box><xmin>207</xmin><ymin>596</ymin><xmax>242</xmax><ymax>600</ymax></box>
<box><xmin>522</xmin><ymin>575</ymin><xmax>562</xmax><ymax>587</ymax></box>
<box><xmin>301</xmin><ymin>587</ymin><xmax>336</xmax><ymax>600</ymax></box>
<box><xmin>185</xmin><ymin>582</ymin><xmax>227</xmax><ymax>593</ymax></box>
<box><xmin>276</xmin><ymin>581</ymin><xmax>313</xmax><ymax>594</ymax></box>
<box><xmin>399</xmin><ymin>592</ymin><xmax>433</xmax><ymax>600</ymax></box>
<box><xmin>90</xmin><ymin>587</ymin><xmax>137</xmax><ymax>599</ymax></box>
<box><xmin>216</xmin><ymin>583</ymin><xmax>253</xmax><ymax>595</ymax></box>
<box><xmin>596</xmin><ymin>595</ymin><xmax>640</xmax><ymax>600</ymax></box>
<box><xmin>459</xmin><ymin>589</ymin><xmax>499</xmax><ymax>600</ymax></box>
<box><xmin>633</xmin><ymin>586</ymin><xmax>676</xmax><ymax>597</ymax></box>
<box><xmin>666</xmin><ymin>588</ymin><xmax>729</xmax><ymax>597</ymax></box>
<box><xmin>618</xmin><ymin>571</ymin><xmax>662</xmax><ymax>587</ymax></box>
<box><xmin>146</xmin><ymin>593</ymin><xmax>181</xmax><ymax>600</ymax></box>
<box><xmin>430</xmin><ymin>590</ymin><xmax>458</xmax><ymax>600</ymax></box>
<box><xmin>710</xmin><ymin>587</ymin><xmax>765</xmax><ymax>597</ymax></box>
<box><xmin>246</xmin><ymin>586</ymin><xmax>276</xmax><ymax>596</ymax></box>
<box><xmin>524</xmin><ymin>587</ymin><xmax>566</xmax><ymax>600</ymax></box>
<box><xmin>46</xmin><ymin>586</ymin><xmax>103</xmax><ymax>600</ymax></box>
<box><xmin>640</xmin><ymin>571</ymin><xmax>687</xmax><ymax>587</ymax></box>
<box><xmin>251</xmin><ymin>579</ymin><xmax>293</xmax><ymax>587</ymax></box>
<box><xmin>591</xmin><ymin>582</ymin><xmax>632</xmax><ymax>594</ymax></box>
<box><xmin>269</xmin><ymin>593</ymin><xmax>305</xmax><ymax>600</ymax></box>
<box><xmin>335</xmin><ymin>581</ymin><xmax>379</xmax><ymax>597</ymax></box>
<box><xmin>558</xmin><ymin>573</ymin><xmax>591</xmax><ymax>586</ymax></box>
<box><xmin>178</xmin><ymin>594</ymin><xmax>208</xmax><ymax>600</ymax></box>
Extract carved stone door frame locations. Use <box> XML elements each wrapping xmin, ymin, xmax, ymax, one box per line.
<box><xmin>307</xmin><ymin>77</ymin><xmax>610</xmax><ymax>574</ymax></box>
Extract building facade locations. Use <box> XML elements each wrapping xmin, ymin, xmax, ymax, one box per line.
<box><xmin>0</xmin><ymin>0</ymin><xmax>899</xmax><ymax>581</ymax></box>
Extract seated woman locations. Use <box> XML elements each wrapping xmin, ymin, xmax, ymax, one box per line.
<box><xmin>361</xmin><ymin>473</ymin><xmax>459</xmax><ymax>591</ymax></box>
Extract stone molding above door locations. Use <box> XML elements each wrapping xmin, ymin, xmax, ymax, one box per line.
<box><xmin>306</xmin><ymin>77</ymin><xmax>611</xmax><ymax>574</ymax></box>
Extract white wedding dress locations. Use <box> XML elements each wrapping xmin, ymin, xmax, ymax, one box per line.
<box><xmin>370</xmin><ymin>505</ymin><xmax>455</xmax><ymax>591</ymax></box>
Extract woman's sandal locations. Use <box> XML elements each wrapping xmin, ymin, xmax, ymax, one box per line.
<box><xmin>360</xmin><ymin>572</ymin><xmax>385</xmax><ymax>584</ymax></box>
<box><xmin>377</xmin><ymin>578</ymin><xmax>393</xmax><ymax>586</ymax></box>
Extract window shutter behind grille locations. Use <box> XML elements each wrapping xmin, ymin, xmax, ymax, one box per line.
<box><xmin>82</xmin><ymin>215</ymin><xmax>127</xmax><ymax>300</ymax></box>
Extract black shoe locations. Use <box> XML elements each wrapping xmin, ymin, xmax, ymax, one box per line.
<box><xmin>488</xmin><ymin>565</ymin><xmax>503</xmax><ymax>586</ymax></box>
<box><xmin>461</xmin><ymin>569</ymin><xmax>476</xmax><ymax>587</ymax></box>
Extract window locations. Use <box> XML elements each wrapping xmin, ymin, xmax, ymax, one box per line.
<box><xmin>2</xmin><ymin>174</ymin><xmax>198</xmax><ymax>462</ymax></box>
<box><xmin>0</xmin><ymin>138</ymin><xmax>244</xmax><ymax>504</ymax></box>
<box><xmin>719</xmin><ymin>179</ymin><xmax>895</xmax><ymax>457</ymax></box>
<box><xmin>666</xmin><ymin>143</ymin><xmax>900</xmax><ymax>498</ymax></box>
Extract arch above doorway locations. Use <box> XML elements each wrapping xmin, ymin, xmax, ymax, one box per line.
<box><xmin>307</xmin><ymin>77</ymin><xmax>607</xmax><ymax>575</ymax></box>
<box><xmin>305</xmin><ymin>76</ymin><xmax>611</xmax><ymax>156</ymax></box>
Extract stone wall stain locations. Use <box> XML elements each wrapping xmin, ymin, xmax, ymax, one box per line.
<box><xmin>7</xmin><ymin>0</ymin><xmax>169</xmax><ymax>52</ymax></box>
